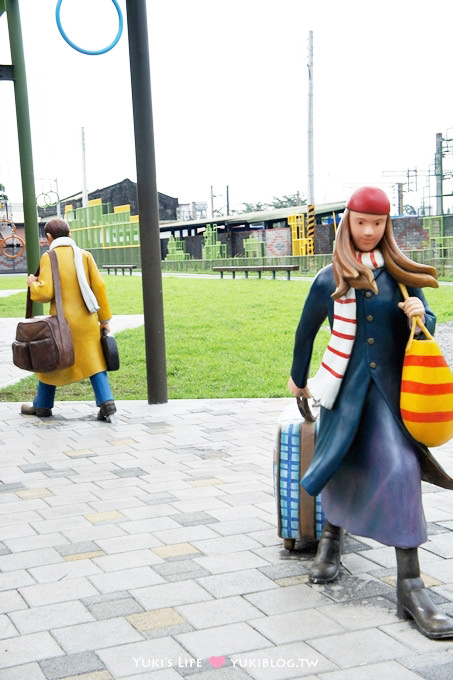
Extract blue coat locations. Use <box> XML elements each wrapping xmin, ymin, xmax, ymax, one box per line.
<box><xmin>291</xmin><ymin>264</ymin><xmax>453</xmax><ymax>496</ymax></box>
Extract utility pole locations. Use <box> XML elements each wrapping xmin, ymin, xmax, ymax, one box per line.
<box><xmin>126</xmin><ymin>0</ymin><xmax>167</xmax><ymax>404</ymax></box>
<box><xmin>435</xmin><ymin>132</ymin><xmax>443</xmax><ymax>216</ymax></box>
<box><xmin>307</xmin><ymin>30</ymin><xmax>314</xmax><ymax>206</ymax></box>
<box><xmin>306</xmin><ymin>30</ymin><xmax>315</xmax><ymax>254</ymax></box>
<box><xmin>226</xmin><ymin>185</ymin><xmax>230</xmax><ymax>215</ymax></box>
<box><xmin>210</xmin><ymin>186</ymin><xmax>215</xmax><ymax>219</ymax></box>
<box><xmin>396</xmin><ymin>183</ymin><xmax>404</xmax><ymax>215</ymax></box>
<box><xmin>81</xmin><ymin>127</ymin><xmax>88</xmax><ymax>208</ymax></box>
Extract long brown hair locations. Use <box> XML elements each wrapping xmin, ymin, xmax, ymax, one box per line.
<box><xmin>331</xmin><ymin>210</ymin><xmax>438</xmax><ymax>299</ymax></box>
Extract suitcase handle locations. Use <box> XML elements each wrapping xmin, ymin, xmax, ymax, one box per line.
<box><xmin>296</xmin><ymin>396</ymin><xmax>317</xmax><ymax>422</ymax></box>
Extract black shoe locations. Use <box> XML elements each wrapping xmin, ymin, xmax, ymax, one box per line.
<box><xmin>308</xmin><ymin>521</ymin><xmax>344</xmax><ymax>584</ymax></box>
<box><xmin>397</xmin><ymin>577</ymin><xmax>453</xmax><ymax>639</ymax></box>
<box><xmin>21</xmin><ymin>404</ymin><xmax>52</xmax><ymax>417</ymax></box>
<box><xmin>97</xmin><ymin>400</ymin><xmax>117</xmax><ymax>421</ymax></box>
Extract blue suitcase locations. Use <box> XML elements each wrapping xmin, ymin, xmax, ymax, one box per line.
<box><xmin>274</xmin><ymin>397</ymin><xmax>325</xmax><ymax>550</ymax></box>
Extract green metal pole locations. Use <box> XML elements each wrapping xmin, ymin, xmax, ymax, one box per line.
<box><xmin>5</xmin><ymin>0</ymin><xmax>41</xmax><ymax>283</ymax></box>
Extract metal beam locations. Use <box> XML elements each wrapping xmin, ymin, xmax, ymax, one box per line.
<box><xmin>126</xmin><ymin>0</ymin><xmax>167</xmax><ymax>404</ymax></box>
<box><xmin>4</xmin><ymin>0</ymin><xmax>41</xmax><ymax>299</ymax></box>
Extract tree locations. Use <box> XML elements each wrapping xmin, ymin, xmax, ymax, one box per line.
<box><xmin>268</xmin><ymin>194</ymin><xmax>306</xmax><ymax>209</ymax></box>
<box><xmin>240</xmin><ymin>202</ymin><xmax>268</xmax><ymax>213</ymax></box>
<box><xmin>239</xmin><ymin>193</ymin><xmax>306</xmax><ymax>213</ymax></box>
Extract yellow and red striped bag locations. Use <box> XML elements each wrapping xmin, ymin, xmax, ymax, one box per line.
<box><xmin>399</xmin><ymin>285</ymin><xmax>453</xmax><ymax>447</ymax></box>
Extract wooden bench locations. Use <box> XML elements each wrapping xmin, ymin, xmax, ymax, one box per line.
<box><xmin>213</xmin><ymin>265</ymin><xmax>299</xmax><ymax>280</ymax></box>
<box><xmin>103</xmin><ymin>264</ymin><xmax>137</xmax><ymax>276</ymax></box>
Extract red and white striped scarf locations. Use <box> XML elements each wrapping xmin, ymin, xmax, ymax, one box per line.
<box><xmin>308</xmin><ymin>249</ymin><xmax>385</xmax><ymax>409</ymax></box>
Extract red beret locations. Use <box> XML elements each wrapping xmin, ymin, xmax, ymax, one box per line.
<box><xmin>346</xmin><ymin>186</ymin><xmax>390</xmax><ymax>215</ymax></box>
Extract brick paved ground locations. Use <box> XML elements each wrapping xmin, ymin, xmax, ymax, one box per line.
<box><xmin>0</xmin><ymin>397</ymin><xmax>453</xmax><ymax>680</ymax></box>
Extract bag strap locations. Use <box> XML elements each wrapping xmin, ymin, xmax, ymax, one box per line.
<box><xmin>25</xmin><ymin>250</ymin><xmax>64</xmax><ymax>321</ymax></box>
<box><xmin>49</xmin><ymin>249</ymin><xmax>65</xmax><ymax>322</ymax></box>
<box><xmin>398</xmin><ymin>282</ymin><xmax>433</xmax><ymax>346</ymax></box>
<box><xmin>296</xmin><ymin>396</ymin><xmax>317</xmax><ymax>422</ymax></box>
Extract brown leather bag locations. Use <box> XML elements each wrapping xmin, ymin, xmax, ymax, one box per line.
<box><xmin>12</xmin><ymin>249</ymin><xmax>74</xmax><ymax>373</ymax></box>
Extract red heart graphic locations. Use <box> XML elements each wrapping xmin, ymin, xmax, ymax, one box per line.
<box><xmin>209</xmin><ymin>656</ymin><xmax>226</xmax><ymax>669</ymax></box>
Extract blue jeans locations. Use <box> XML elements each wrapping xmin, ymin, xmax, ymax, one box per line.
<box><xmin>33</xmin><ymin>371</ymin><xmax>114</xmax><ymax>409</ymax></box>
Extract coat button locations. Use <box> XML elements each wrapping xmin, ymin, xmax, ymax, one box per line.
<box><xmin>370</xmin><ymin>361</ymin><xmax>377</xmax><ymax>369</ymax></box>
<box><xmin>365</xmin><ymin>291</ymin><xmax>372</xmax><ymax>298</ymax></box>
<box><xmin>367</xmin><ymin>315</ymin><xmax>374</xmax><ymax>322</ymax></box>
<box><xmin>367</xmin><ymin>337</ymin><xmax>375</xmax><ymax>345</ymax></box>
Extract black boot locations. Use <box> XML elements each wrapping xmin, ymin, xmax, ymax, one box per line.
<box><xmin>97</xmin><ymin>400</ymin><xmax>117</xmax><ymax>422</ymax></box>
<box><xmin>396</xmin><ymin>547</ymin><xmax>453</xmax><ymax>639</ymax></box>
<box><xmin>308</xmin><ymin>520</ymin><xmax>344</xmax><ymax>584</ymax></box>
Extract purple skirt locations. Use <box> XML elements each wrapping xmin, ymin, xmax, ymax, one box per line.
<box><xmin>322</xmin><ymin>381</ymin><xmax>427</xmax><ymax>548</ymax></box>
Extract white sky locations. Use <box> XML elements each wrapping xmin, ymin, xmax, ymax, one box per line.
<box><xmin>1</xmin><ymin>0</ymin><xmax>453</xmax><ymax>215</ymax></box>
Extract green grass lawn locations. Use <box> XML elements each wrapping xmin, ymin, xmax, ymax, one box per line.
<box><xmin>1</xmin><ymin>273</ymin><xmax>451</xmax><ymax>401</ymax></box>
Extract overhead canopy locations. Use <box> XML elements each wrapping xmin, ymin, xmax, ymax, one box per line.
<box><xmin>160</xmin><ymin>201</ymin><xmax>346</xmax><ymax>235</ymax></box>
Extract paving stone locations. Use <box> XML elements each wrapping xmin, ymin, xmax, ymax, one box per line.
<box><xmin>170</xmin><ymin>511</ymin><xmax>219</xmax><ymax>527</ymax></box>
<box><xmin>130</xmin><ymin>580</ymin><xmax>213</xmax><ymax>610</ymax></box>
<box><xmin>252</xmin><ymin>607</ymin><xmax>346</xmax><ymax>645</ymax></box>
<box><xmin>318</xmin><ymin>596</ymin><xmax>398</xmax><ymax>630</ymax></box>
<box><xmin>82</xmin><ymin>591</ymin><xmax>144</xmax><ymax>620</ymax></box>
<box><xmin>258</xmin><ymin>562</ymin><xmax>309</xmax><ymax>581</ymax></box>
<box><xmin>0</xmin><ymin>632</ymin><xmax>64</xmax><ymax>670</ymax></box>
<box><xmin>0</xmin><ymin>663</ymin><xmax>47</xmax><ymax>679</ymax></box>
<box><xmin>39</xmin><ymin>651</ymin><xmax>106</xmax><ymax>680</ymax></box>
<box><xmin>176</xmin><ymin>596</ymin><xmax>263</xmax><ymax>630</ymax></box>
<box><xmin>55</xmin><ymin>542</ymin><xmax>102</xmax><ymax>558</ymax></box>
<box><xmin>309</xmin><ymin>628</ymin><xmax>412</xmax><ymax>667</ymax></box>
<box><xmin>64</xmin><ymin>449</ymin><xmax>97</xmax><ymax>459</ymax></box>
<box><xmin>43</xmin><ymin>469</ymin><xmax>79</xmax><ymax>478</ymax></box>
<box><xmin>19</xmin><ymin>577</ymin><xmax>99</xmax><ymax>608</ymax></box>
<box><xmin>152</xmin><ymin>560</ymin><xmax>211</xmax><ymax>583</ymax></box>
<box><xmin>19</xmin><ymin>463</ymin><xmax>53</xmax><ymax>473</ymax></box>
<box><xmin>0</xmin><ymin>540</ymin><xmax>12</xmax><ymax>555</ymax></box>
<box><xmin>197</xmin><ymin>569</ymin><xmax>279</xmax><ymax>598</ymax></box>
<box><xmin>143</xmin><ymin>492</ymin><xmax>179</xmax><ymax>505</ymax></box>
<box><xmin>0</xmin><ymin>614</ymin><xmax>18</xmax><ymax>639</ymax></box>
<box><xmin>152</xmin><ymin>543</ymin><xmax>201</xmax><ymax>559</ymax></box>
<box><xmin>60</xmin><ymin>672</ymin><xmax>113</xmax><ymax>680</ymax></box>
<box><xmin>112</xmin><ymin>467</ymin><xmax>149</xmax><ymax>477</ymax></box>
<box><xmin>83</xmin><ymin>511</ymin><xmax>125</xmax><ymax>524</ymax></box>
<box><xmin>172</xmin><ymin>668</ymin><xmax>250</xmax><ymax>680</ymax></box>
<box><xmin>411</xmin><ymin>661</ymin><xmax>453</xmax><ymax>680</ymax></box>
<box><xmin>0</xmin><ymin>547</ymin><xmax>63</xmax><ymax>572</ymax></box>
<box><xmin>97</xmin><ymin>637</ymin><xmax>192</xmax><ymax>678</ymax></box>
<box><xmin>176</xmin><ymin>622</ymin><xmax>271</xmax><ymax>660</ymax></box>
<box><xmin>10</xmin><ymin>600</ymin><xmax>94</xmax><ymax>634</ymax></box>
<box><xmin>127</xmin><ymin>607</ymin><xmax>186</xmax><ymax>632</ymax></box>
<box><xmin>244</xmin><ymin>582</ymin><xmax>332</xmax><ymax>615</ymax></box>
<box><xmin>320</xmin><ymin>660</ymin><xmax>425</xmax><ymax>679</ymax></box>
<box><xmin>0</xmin><ymin>482</ymin><xmax>26</xmax><ymax>493</ymax></box>
<box><xmin>424</xmin><ymin>533</ymin><xmax>453</xmax><ymax>559</ymax></box>
<box><xmin>231</xmin><ymin>641</ymin><xmax>336</xmax><ymax>679</ymax></box>
<box><xmin>88</xmin><ymin>565</ymin><xmax>164</xmax><ymax>594</ymax></box>
<box><xmin>51</xmin><ymin>618</ymin><xmax>143</xmax><ymax>654</ymax></box>
<box><xmin>194</xmin><ymin>551</ymin><xmax>270</xmax><ymax>575</ymax></box>
<box><xmin>152</xmin><ymin>525</ymin><xmax>221</xmax><ymax>545</ymax></box>
<box><xmin>91</xmin><ymin>548</ymin><xmax>161</xmax><ymax>571</ymax></box>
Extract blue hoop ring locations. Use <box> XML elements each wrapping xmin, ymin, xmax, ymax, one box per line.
<box><xmin>55</xmin><ymin>0</ymin><xmax>123</xmax><ymax>55</ymax></box>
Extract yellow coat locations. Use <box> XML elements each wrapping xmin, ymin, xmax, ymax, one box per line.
<box><xmin>29</xmin><ymin>246</ymin><xmax>111</xmax><ymax>386</ymax></box>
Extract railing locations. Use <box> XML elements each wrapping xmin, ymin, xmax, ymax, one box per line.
<box><xmin>4</xmin><ymin>235</ymin><xmax>453</xmax><ymax>276</ymax></box>
<box><xmin>43</xmin><ymin>247</ymin><xmax>452</xmax><ymax>279</ymax></box>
